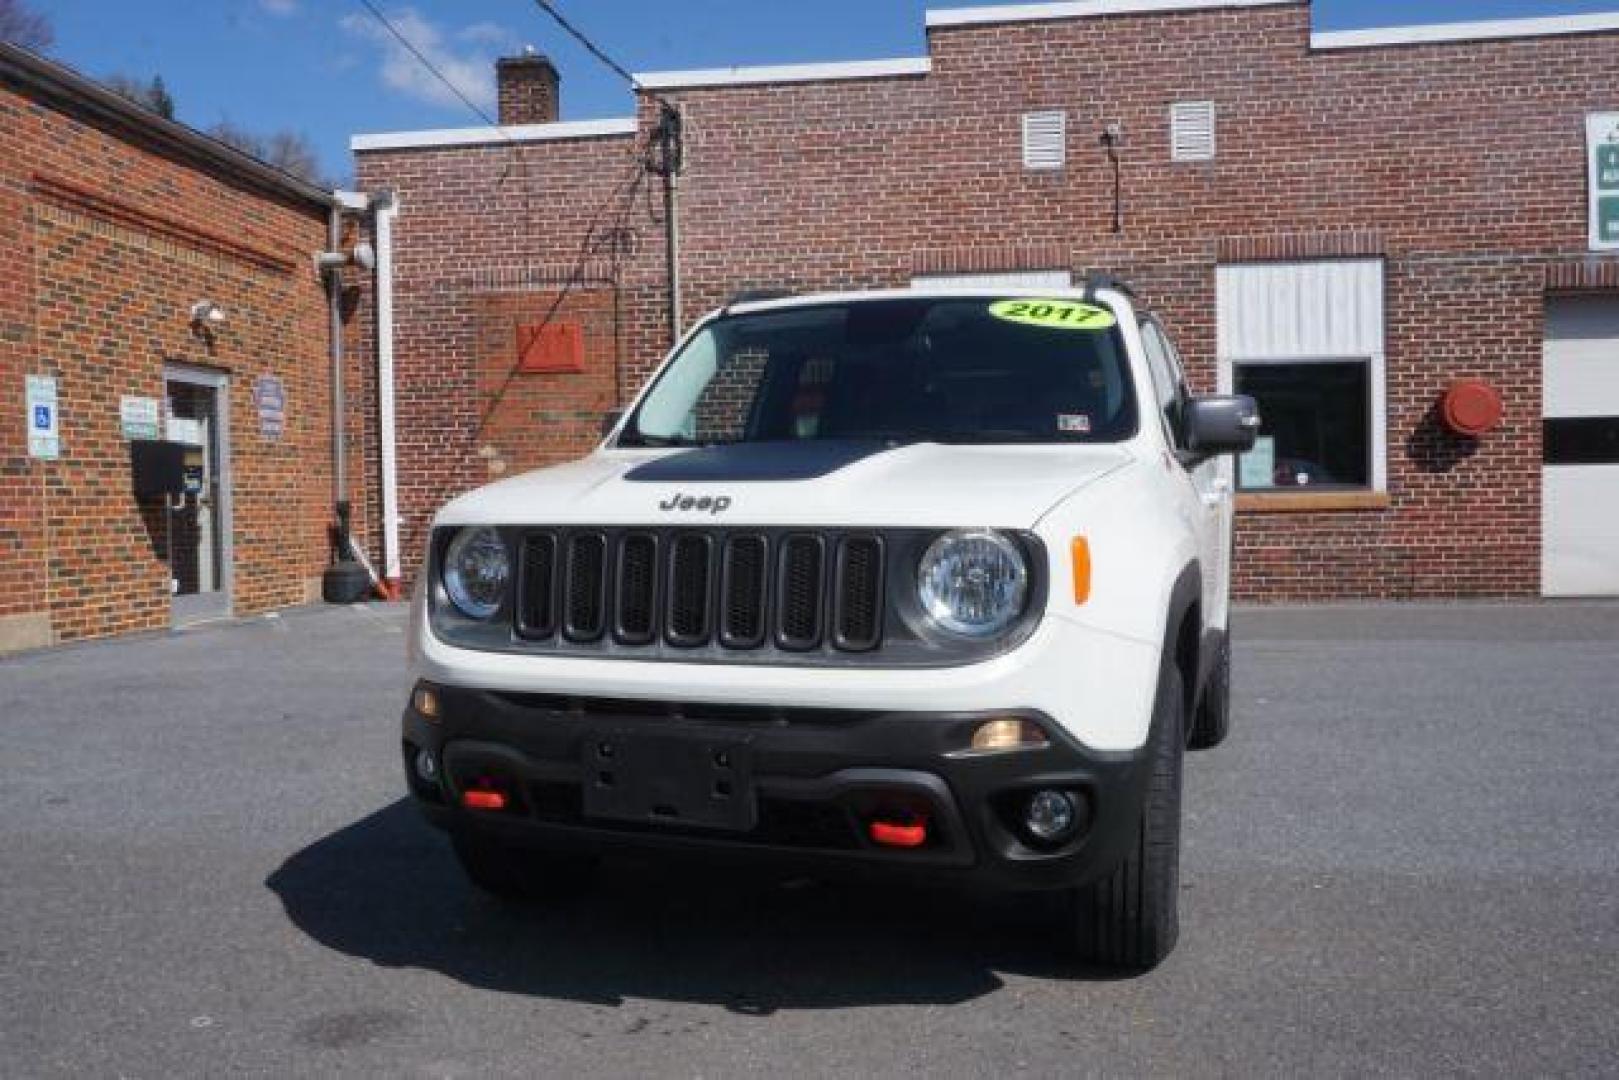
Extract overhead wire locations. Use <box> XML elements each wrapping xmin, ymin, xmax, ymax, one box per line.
<box><xmin>358</xmin><ymin>0</ymin><xmax>674</xmax><ymax>433</ymax></box>
<box><xmin>473</xmin><ymin>139</ymin><xmax>658</xmax><ymax>436</ymax></box>
<box><xmin>351</xmin><ymin>0</ymin><xmax>528</xmax><ymax>187</ymax></box>
<box><xmin>526</xmin><ymin>0</ymin><xmax>666</xmax><ymax>104</ymax></box>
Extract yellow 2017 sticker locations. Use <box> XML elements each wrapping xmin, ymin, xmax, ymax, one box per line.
<box><xmin>988</xmin><ymin>299</ymin><xmax>1118</xmax><ymax>331</ymax></box>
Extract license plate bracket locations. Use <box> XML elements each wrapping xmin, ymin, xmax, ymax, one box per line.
<box><xmin>581</xmin><ymin>731</ymin><xmax>757</xmax><ymax>832</ymax></box>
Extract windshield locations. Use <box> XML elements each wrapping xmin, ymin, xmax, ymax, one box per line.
<box><xmin>620</xmin><ymin>296</ymin><xmax>1137</xmax><ymax>447</ymax></box>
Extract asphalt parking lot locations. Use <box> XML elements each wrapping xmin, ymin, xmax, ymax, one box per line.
<box><xmin>2</xmin><ymin>601</ymin><xmax>1616</xmax><ymax>1076</ymax></box>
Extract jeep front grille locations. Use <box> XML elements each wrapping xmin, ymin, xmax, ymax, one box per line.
<box><xmin>516</xmin><ymin>528</ymin><xmax>886</xmax><ymax>657</ymax></box>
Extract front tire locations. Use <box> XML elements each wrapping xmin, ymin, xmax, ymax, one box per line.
<box><xmin>451</xmin><ymin>831</ymin><xmax>598</xmax><ymax>902</ymax></box>
<box><xmin>1069</xmin><ymin>662</ymin><xmax>1185</xmax><ymax>972</ymax></box>
<box><xmin>1188</xmin><ymin>637</ymin><xmax>1231</xmax><ymax>750</ymax></box>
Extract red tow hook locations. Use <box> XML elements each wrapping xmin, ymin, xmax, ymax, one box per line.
<box><xmin>461</xmin><ymin>788</ymin><xmax>508</xmax><ymax>812</ymax></box>
<box><xmin>869</xmin><ymin>813</ymin><xmax>929</xmax><ymax>849</ymax></box>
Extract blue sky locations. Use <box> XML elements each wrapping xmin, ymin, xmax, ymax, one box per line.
<box><xmin>31</xmin><ymin>0</ymin><xmax>1619</xmax><ymax>182</ymax></box>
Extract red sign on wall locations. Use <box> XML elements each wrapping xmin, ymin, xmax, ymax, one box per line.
<box><xmin>517</xmin><ymin>320</ymin><xmax>585</xmax><ymax>374</ymax></box>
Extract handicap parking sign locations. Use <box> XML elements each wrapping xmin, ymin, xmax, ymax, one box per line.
<box><xmin>26</xmin><ymin>374</ymin><xmax>60</xmax><ymax>460</ymax></box>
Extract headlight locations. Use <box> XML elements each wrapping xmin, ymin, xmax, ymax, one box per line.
<box><xmin>917</xmin><ymin>530</ymin><xmax>1029</xmax><ymax>638</ymax></box>
<box><xmin>442</xmin><ymin>527</ymin><xmax>510</xmax><ymax>620</ymax></box>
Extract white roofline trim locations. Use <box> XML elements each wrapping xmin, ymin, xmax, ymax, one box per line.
<box><xmin>1312</xmin><ymin>12</ymin><xmax>1619</xmax><ymax>50</ymax></box>
<box><xmin>926</xmin><ymin>0</ymin><xmax>1295</xmax><ymax>29</ymax></box>
<box><xmin>351</xmin><ymin>118</ymin><xmax>637</xmax><ymax>153</ymax></box>
<box><xmin>634</xmin><ymin>57</ymin><xmax>931</xmax><ymax>91</ymax></box>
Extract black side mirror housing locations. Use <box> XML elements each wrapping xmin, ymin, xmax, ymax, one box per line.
<box><xmin>600</xmin><ymin>409</ymin><xmax>625</xmax><ymax>439</ymax></box>
<box><xmin>1182</xmin><ymin>395</ymin><xmax>1261</xmax><ymax>460</ymax></box>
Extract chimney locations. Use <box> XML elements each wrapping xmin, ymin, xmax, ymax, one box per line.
<box><xmin>496</xmin><ymin>48</ymin><xmax>560</xmax><ymax>126</ymax></box>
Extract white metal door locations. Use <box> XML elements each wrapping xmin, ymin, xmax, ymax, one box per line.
<box><xmin>1542</xmin><ymin>297</ymin><xmax>1619</xmax><ymax>596</ymax></box>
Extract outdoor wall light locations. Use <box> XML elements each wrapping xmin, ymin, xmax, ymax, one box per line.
<box><xmin>189</xmin><ymin>300</ymin><xmax>227</xmax><ymax>326</ymax></box>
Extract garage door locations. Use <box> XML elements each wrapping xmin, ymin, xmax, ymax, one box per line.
<box><xmin>1543</xmin><ymin>296</ymin><xmax>1619</xmax><ymax>596</ymax></box>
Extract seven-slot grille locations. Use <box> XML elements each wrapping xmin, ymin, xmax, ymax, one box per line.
<box><xmin>516</xmin><ymin>530</ymin><xmax>886</xmax><ymax>655</ymax></box>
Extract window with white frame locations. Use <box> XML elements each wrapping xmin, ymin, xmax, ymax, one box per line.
<box><xmin>1216</xmin><ymin>259</ymin><xmax>1386</xmax><ymax>492</ymax></box>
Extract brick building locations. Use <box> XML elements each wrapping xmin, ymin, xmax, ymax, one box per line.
<box><xmin>1</xmin><ymin>43</ymin><xmax>375</xmax><ymax>653</ymax></box>
<box><xmin>353</xmin><ymin>0</ymin><xmax>1619</xmax><ymax>602</ymax></box>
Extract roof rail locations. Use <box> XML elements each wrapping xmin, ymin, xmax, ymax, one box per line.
<box><xmin>725</xmin><ymin>287</ymin><xmax>796</xmax><ymax>310</ymax></box>
<box><xmin>1082</xmin><ymin>272</ymin><xmax>1138</xmax><ymax>301</ymax></box>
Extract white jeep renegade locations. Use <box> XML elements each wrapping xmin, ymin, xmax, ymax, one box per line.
<box><xmin>402</xmin><ymin>281</ymin><xmax>1258</xmax><ymax>971</ymax></box>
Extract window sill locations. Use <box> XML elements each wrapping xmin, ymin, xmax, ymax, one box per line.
<box><xmin>1236</xmin><ymin>491</ymin><xmax>1392</xmax><ymax>514</ymax></box>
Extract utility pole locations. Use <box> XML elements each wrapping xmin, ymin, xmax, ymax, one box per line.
<box><xmin>650</xmin><ymin>102</ymin><xmax>686</xmax><ymax>347</ymax></box>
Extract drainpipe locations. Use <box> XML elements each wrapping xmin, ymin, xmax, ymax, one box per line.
<box><xmin>326</xmin><ymin>204</ymin><xmax>347</xmax><ymax>519</ymax></box>
<box><xmin>374</xmin><ymin>190</ymin><xmax>403</xmax><ymax>587</ymax></box>
<box><xmin>319</xmin><ymin>191</ymin><xmax>376</xmax><ymax>604</ymax></box>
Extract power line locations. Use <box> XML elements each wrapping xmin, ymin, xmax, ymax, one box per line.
<box><xmin>353</xmin><ymin>0</ymin><xmax>508</xmax><ymax>134</ymax></box>
<box><xmin>527</xmin><ymin>0</ymin><xmax>652</xmax><ymax>98</ymax></box>
<box><xmin>473</xmin><ymin>140</ymin><xmax>657</xmax><ymax>435</ymax></box>
<box><xmin>353</xmin><ymin>0</ymin><xmax>532</xmax><ymax>188</ymax></box>
<box><xmin>524</xmin><ymin>1</ymin><xmax>687</xmax><ymax>344</ymax></box>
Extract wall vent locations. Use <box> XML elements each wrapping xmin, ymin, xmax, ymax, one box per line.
<box><xmin>1170</xmin><ymin>101</ymin><xmax>1216</xmax><ymax>162</ymax></box>
<box><xmin>1021</xmin><ymin>111</ymin><xmax>1067</xmax><ymax>171</ymax></box>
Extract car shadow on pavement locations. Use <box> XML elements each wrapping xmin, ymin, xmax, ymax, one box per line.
<box><xmin>268</xmin><ymin>800</ymin><xmax>1123</xmax><ymax>1012</ymax></box>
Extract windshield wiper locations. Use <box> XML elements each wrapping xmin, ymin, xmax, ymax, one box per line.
<box><xmin>922</xmin><ymin>429</ymin><xmax>1045</xmax><ymax>444</ymax></box>
<box><xmin>624</xmin><ymin>433</ymin><xmax>743</xmax><ymax>449</ymax></box>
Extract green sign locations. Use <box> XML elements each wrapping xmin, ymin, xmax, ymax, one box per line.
<box><xmin>1592</xmin><ymin>114</ymin><xmax>1619</xmax><ymax>251</ymax></box>
<box><xmin>1601</xmin><ymin>198</ymin><xmax>1619</xmax><ymax>247</ymax></box>
<box><xmin>1600</xmin><ymin>145</ymin><xmax>1619</xmax><ymax>193</ymax></box>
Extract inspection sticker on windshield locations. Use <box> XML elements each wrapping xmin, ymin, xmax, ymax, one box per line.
<box><xmin>1058</xmin><ymin>413</ymin><xmax>1092</xmax><ymax>434</ymax></box>
<box><xmin>988</xmin><ymin>299</ymin><xmax>1117</xmax><ymax>331</ymax></box>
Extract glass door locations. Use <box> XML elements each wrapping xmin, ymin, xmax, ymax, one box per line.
<box><xmin>164</xmin><ymin>367</ymin><xmax>233</xmax><ymax>625</ymax></box>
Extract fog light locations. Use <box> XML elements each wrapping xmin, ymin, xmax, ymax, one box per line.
<box><xmin>414</xmin><ymin>748</ymin><xmax>439</xmax><ymax>783</ymax></box>
<box><xmin>1025</xmin><ymin>790</ymin><xmax>1080</xmax><ymax>843</ymax></box>
<box><xmin>968</xmin><ymin>718</ymin><xmax>1049</xmax><ymax>754</ymax></box>
<box><xmin>412</xmin><ymin>684</ymin><xmax>440</xmax><ymax>720</ymax></box>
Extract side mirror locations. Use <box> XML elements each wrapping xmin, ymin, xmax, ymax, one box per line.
<box><xmin>1183</xmin><ymin>395</ymin><xmax>1261</xmax><ymax>459</ymax></box>
<box><xmin>600</xmin><ymin>409</ymin><xmax>625</xmax><ymax>439</ymax></box>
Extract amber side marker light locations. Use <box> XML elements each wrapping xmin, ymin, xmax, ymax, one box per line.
<box><xmin>1071</xmin><ymin>536</ymin><xmax>1092</xmax><ymax>605</ymax></box>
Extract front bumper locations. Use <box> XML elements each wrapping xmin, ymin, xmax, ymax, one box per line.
<box><xmin>411</xmin><ymin>595</ymin><xmax>1162</xmax><ymax>752</ymax></box>
<box><xmin>403</xmin><ymin>686</ymin><xmax>1153</xmax><ymax>892</ymax></box>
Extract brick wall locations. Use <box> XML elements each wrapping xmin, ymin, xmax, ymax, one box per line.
<box><xmin>0</xmin><ymin>74</ymin><xmax>367</xmax><ymax>648</ymax></box>
<box><xmin>357</xmin><ymin>1</ymin><xmax>1619</xmax><ymax>600</ymax></box>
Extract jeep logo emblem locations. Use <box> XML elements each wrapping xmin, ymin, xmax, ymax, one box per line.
<box><xmin>658</xmin><ymin>493</ymin><xmax>733</xmax><ymax>515</ymax></box>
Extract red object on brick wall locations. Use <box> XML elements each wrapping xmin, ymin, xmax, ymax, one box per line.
<box><xmin>517</xmin><ymin>320</ymin><xmax>586</xmax><ymax>374</ymax></box>
<box><xmin>1440</xmin><ymin>380</ymin><xmax>1504</xmax><ymax>438</ymax></box>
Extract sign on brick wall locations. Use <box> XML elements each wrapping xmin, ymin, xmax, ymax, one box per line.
<box><xmin>119</xmin><ymin>395</ymin><xmax>160</xmax><ymax>440</ymax></box>
<box><xmin>253</xmin><ymin>375</ymin><xmax>286</xmax><ymax>439</ymax></box>
<box><xmin>1592</xmin><ymin>113</ymin><xmax>1619</xmax><ymax>251</ymax></box>
<box><xmin>26</xmin><ymin>374</ymin><xmax>59</xmax><ymax>460</ymax></box>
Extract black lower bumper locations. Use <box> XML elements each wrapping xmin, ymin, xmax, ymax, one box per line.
<box><xmin>402</xmin><ymin>685</ymin><xmax>1151</xmax><ymax>892</ymax></box>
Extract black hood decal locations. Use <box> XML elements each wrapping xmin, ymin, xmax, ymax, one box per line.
<box><xmin>625</xmin><ymin>440</ymin><xmax>896</xmax><ymax>483</ymax></box>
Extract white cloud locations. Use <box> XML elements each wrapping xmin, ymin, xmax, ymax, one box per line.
<box><xmin>339</xmin><ymin>8</ymin><xmax>515</xmax><ymax>113</ymax></box>
<box><xmin>260</xmin><ymin>0</ymin><xmax>298</xmax><ymax>14</ymax></box>
<box><xmin>458</xmin><ymin>22</ymin><xmax>519</xmax><ymax>50</ymax></box>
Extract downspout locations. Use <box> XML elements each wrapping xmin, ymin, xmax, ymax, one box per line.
<box><xmin>326</xmin><ymin>204</ymin><xmax>347</xmax><ymax>522</ymax></box>
<box><xmin>319</xmin><ymin>190</ymin><xmax>377</xmax><ymax>604</ymax></box>
<box><xmin>374</xmin><ymin>190</ymin><xmax>403</xmax><ymax>587</ymax></box>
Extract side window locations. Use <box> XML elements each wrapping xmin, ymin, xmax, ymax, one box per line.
<box><xmin>1139</xmin><ymin>320</ymin><xmax>1188</xmax><ymax>447</ymax></box>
